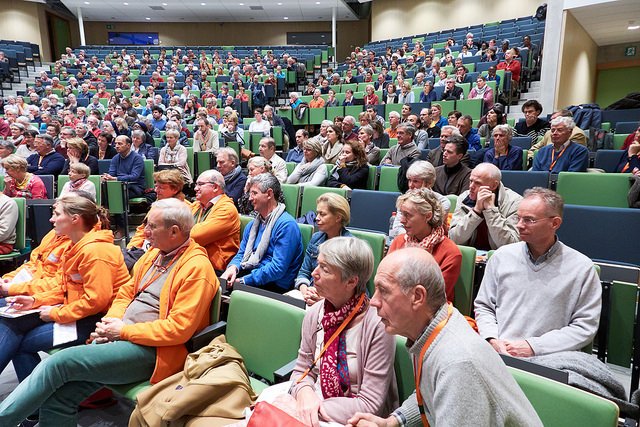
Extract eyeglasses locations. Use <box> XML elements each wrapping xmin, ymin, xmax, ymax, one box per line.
<box><xmin>195</xmin><ymin>181</ymin><xmax>215</xmax><ymax>187</ymax></box>
<box><xmin>514</xmin><ymin>215</ymin><xmax>555</xmax><ymax>225</ymax></box>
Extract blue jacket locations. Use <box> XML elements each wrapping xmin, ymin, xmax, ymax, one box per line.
<box><xmin>286</xmin><ymin>147</ymin><xmax>305</xmax><ymax>164</ymax></box>
<box><xmin>294</xmin><ymin>228</ymin><xmax>354</xmax><ymax>289</ymax></box>
<box><xmin>224</xmin><ymin>169</ymin><xmax>247</xmax><ymax>205</ymax></box>
<box><xmin>420</xmin><ymin>91</ymin><xmax>437</xmax><ymax>103</ymax></box>
<box><xmin>230</xmin><ymin>212</ymin><xmax>303</xmax><ymax>290</ymax></box>
<box><xmin>27</xmin><ymin>151</ymin><xmax>65</xmax><ymax>176</ymax></box>
<box><xmin>464</xmin><ymin>128</ymin><xmax>482</xmax><ymax>151</ymax></box>
<box><xmin>108</xmin><ymin>151</ymin><xmax>146</xmax><ymax>191</ymax></box>
<box><xmin>532</xmin><ymin>142</ymin><xmax>589</xmax><ymax>173</ymax></box>
<box><xmin>133</xmin><ymin>142</ymin><xmax>158</xmax><ymax>164</ymax></box>
<box><xmin>483</xmin><ymin>145</ymin><xmax>524</xmax><ymax>171</ymax></box>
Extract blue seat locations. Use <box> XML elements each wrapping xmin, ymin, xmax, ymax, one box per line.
<box><xmin>500</xmin><ymin>171</ymin><xmax>549</xmax><ymax>195</ymax></box>
<box><xmin>428</xmin><ymin>138</ymin><xmax>441</xmax><ymax>149</ymax></box>
<box><xmin>349</xmin><ymin>189</ymin><xmax>401</xmax><ymax>234</ymax></box>
<box><xmin>38</xmin><ymin>175</ymin><xmax>55</xmax><ymax>199</ymax></box>
<box><xmin>98</xmin><ymin>159</ymin><xmax>111</xmax><ymax>175</ymax></box>
<box><xmin>594</xmin><ymin>150</ymin><xmax>624</xmax><ymax>173</ymax></box>
<box><xmin>557</xmin><ymin>205</ymin><xmax>640</xmax><ymax>266</ymax></box>
<box><xmin>614</xmin><ymin>121</ymin><xmax>639</xmax><ymax>134</ymax></box>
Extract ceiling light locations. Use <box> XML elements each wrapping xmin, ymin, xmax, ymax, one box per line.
<box><xmin>315</xmin><ymin>1</ymin><xmax>320</xmax><ymax>3</ymax></box>
<box><xmin>629</xmin><ymin>25</ymin><xmax>640</xmax><ymax>30</ymax></box>
<box><xmin>162</xmin><ymin>2</ymin><xmax>167</xmax><ymax>5</ymax></box>
<box><xmin>145</xmin><ymin>17</ymin><xmax>151</xmax><ymax>20</ymax></box>
<box><xmin>277</xmin><ymin>2</ymin><xmax>282</xmax><ymax>5</ymax></box>
<box><xmin>201</xmin><ymin>2</ymin><xmax>206</xmax><ymax>4</ymax></box>
<box><xmin>84</xmin><ymin>1</ymin><xmax>90</xmax><ymax>4</ymax></box>
<box><xmin>239</xmin><ymin>2</ymin><xmax>244</xmax><ymax>5</ymax></box>
<box><xmin>123</xmin><ymin>2</ymin><xmax>128</xmax><ymax>4</ymax></box>
<box><xmin>283</xmin><ymin>16</ymin><xmax>288</xmax><ymax>20</ymax></box>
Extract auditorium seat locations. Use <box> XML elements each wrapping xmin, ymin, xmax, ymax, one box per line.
<box><xmin>556</xmin><ymin>172</ymin><xmax>631</xmax><ymax>208</ymax></box>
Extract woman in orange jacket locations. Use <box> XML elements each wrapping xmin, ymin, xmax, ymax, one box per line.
<box><xmin>2</xmin><ymin>195</ymin><xmax>130</xmax><ymax>382</ymax></box>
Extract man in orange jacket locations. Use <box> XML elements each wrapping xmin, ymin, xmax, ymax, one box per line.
<box><xmin>0</xmin><ymin>198</ymin><xmax>218</xmax><ymax>426</ymax></box>
<box><xmin>191</xmin><ymin>169</ymin><xmax>240</xmax><ymax>272</ymax></box>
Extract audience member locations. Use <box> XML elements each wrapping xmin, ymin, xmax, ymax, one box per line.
<box><xmin>449</xmin><ymin>163</ymin><xmax>522</xmax><ymax>250</ymax></box>
<box><xmin>358</xmin><ymin>124</ymin><xmax>381</xmax><ymax>165</ymax></box>
<box><xmin>222</xmin><ymin>173</ymin><xmax>303</xmax><ymax>293</ymax></box>
<box><xmin>475</xmin><ymin>187</ymin><xmax>601</xmax><ymax>357</ymax></box>
<box><xmin>477</xmin><ymin>105</ymin><xmax>505</xmax><ymax>139</ymax></box>
<box><xmin>286</xmin><ymin>129</ymin><xmax>306</xmax><ymax>164</ymax></box>
<box><xmin>158</xmin><ymin>129</ymin><xmax>192</xmax><ymax>185</ymax></box>
<box><xmin>258</xmin><ymin>137</ymin><xmax>287</xmax><ymax>183</ymax></box>
<box><xmin>440</xmin><ymin>77</ymin><xmax>464</xmax><ymax>101</ymax></box>
<box><xmin>102</xmin><ymin>135</ymin><xmax>146</xmax><ymax>199</ymax></box>
<box><xmin>433</xmin><ymin>135</ymin><xmax>471</xmax><ymax>196</ymax></box>
<box><xmin>287</xmin><ymin>138</ymin><xmax>328</xmax><ymax>186</ymax></box>
<box><xmin>216</xmin><ymin>147</ymin><xmax>247</xmax><ymax>205</ymax></box>
<box><xmin>532</xmin><ymin>117</ymin><xmax>588</xmax><ymax>172</ymax></box>
<box><xmin>327</xmin><ymin>139</ymin><xmax>369</xmax><ymax>190</ymax></box>
<box><xmin>60</xmin><ymin>138</ymin><xmax>99</xmax><ymax>176</ymax></box>
<box><xmin>193</xmin><ymin>117</ymin><xmax>220</xmax><ymax>153</ymax></box>
<box><xmin>483</xmin><ymin>125</ymin><xmax>524</xmax><ymax>170</ymax></box>
<box><xmin>617</xmin><ymin>134</ymin><xmax>640</xmax><ymax>174</ymax></box>
<box><xmin>190</xmin><ymin>170</ymin><xmax>241</xmax><ymax>271</ymax></box>
<box><xmin>457</xmin><ymin>114</ymin><xmax>482</xmax><ymax>151</ymax></box>
<box><xmin>529</xmin><ymin>109</ymin><xmax>587</xmax><ymax>160</ymax></box>
<box><xmin>321</xmin><ymin>124</ymin><xmax>345</xmax><ymax>165</ymax></box>
<box><xmin>26</xmin><ymin>134</ymin><xmax>65</xmax><ymax>176</ymax></box>
<box><xmin>58</xmin><ymin>163</ymin><xmax>96</xmax><ymax>200</ymax></box>
<box><xmin>497</xmin><ymin>48</ymin><xmax>521</xmax><ymax>95</ymax></box>
<box><xmin>347</xmin><ymin>248</ymin><xmax>541</xmax><ymax>427</ymax></box>
<box><xmin>468</xmin><ymin>75</ymin><xmax>494</xmax><ymax>110</ymax></box>
<box><xmin>342</xmin><ymin>115</ymin><xmax>358</xmax><ymax>142</ymax></box>
<box><xmin>2</xmin><ymin>154</ymin><xmax>47</xmax><ymax>199</ymax></box>
<box><xmin>515</xmin><ymin>100</ymin><xmax>549</xmax><ymax>145</ymax></box>
<box><xmin>97</xmin><ymin>132</ymin><xmax>117</xmax><ymax>160</ymax></box>
<box><xmin>381</xmin><ymin>123</ymin><xmax>420</xmax><ymax>166</ymax></box>
<box><xmin>0</xmin><ymin>199</ymin><xmax>217</xmax><ymax>426</ymax></box>
<box><xmin>248</xmin><ymin>108</ymin><xmax>271</xmax><ymax>136</ymax></box>
<box><xmin>427</xmin><ymin>125</ymin><xmax>470</xmax><ymax>168</ymax></box>
<box><xmin>385</xmin><ymin>111</ymin><xmax>401</xmax><ymax>139</ymax></box>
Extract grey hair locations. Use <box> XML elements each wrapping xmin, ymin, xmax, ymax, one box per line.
<box><xmin>321</xmin><ymin>119</ymin><xmax>333</xmax><ymax>127</ymax></box>
<box><xmin>318</xmin><ymin>236</ymin><xmax>373</xmax><ymax>296</ymax></box>
<box><xmin>249</xmin><ymin>172</ymin><xmax>282</xmax><ymax>200</ymax></box>
<box><xmin>247</xmin><ymin>156</ymin><xmax>274</xmax><ymax>174</ymax></box>
<box><xmin>165</xmin><ymin>129</ymin><xmax>180</xmax><ymax>139</ymax></box>
<box><xmin>290</xmin><ymin>92</ymin><xmax>299</xmax><ymax>99</ymax></box>
<box><xmin>165</xmin><ymin>121</ymin><xmax>179</xmax><ymax>130</ymax></box>
<box><xmin>523</xmin><ymin>187</ymin><xmax>564</xmax><ymax>218</ymax></box>
<box><xmin>396</xmin><ymin>187</ymin><xmax>444</xmax><ymax>227</ymax></box>
<box><xmin>131</xmin><ymin>129</ymin><xmax>146</xmax><ymax>140</ymax></box>
<box><xmin>474</xmin><ymin>162</ymin><xmax>502</xmax><ymax>183</ymax></box>
<box><xmin>551</xmin><ymin>116</ymin><xmax>575</xmax><ymax>132</ymax></box>
<box><xmin>218</xmin><ymin>146</ymin><xmax>239</xmax><ymax>166</ymax></box>
<box><xmin>440</xmin><ymin>125</ymin><xmax>461</xmax><ymax>137</ymax></box>
<box><xmin>151</xmin><ymin>198</ymin><xmax>194</xmax><ymax>235</ymax></box>
<box><xmin>37</xmin><ymin>134</ymin><xmax>55</xmax><ymax>147</ymax></box>
<box><xmin>394</xmin><ymin>249</ymin><xmax>447</xmax><ymax>311</ymax></box>
<box><xmin>359</xmin><ymin>124</ymin><xmax>374</xmax><ymax>138</ymax></box>
<box><xmin>75</xmin><ymin>122</ymin><xmax>88</xmax><ymax>130</ymax></box>
<box><xmin>389</xmin><ymin>111</ymin><xmax>400</xmax><ymax>119</ymax></box>
<box><xmin>343</xmin><ymin>115</ymin><xmax>356</xmax><ymax>126</ymax></box>
<box><xmin>60</xmin><ymin>126</ymin><xmax>76</xmax><ymax>136</ymax></box>
<box><xmin>0</xmin><ymin>139</ymin><xmax>16</xmax><ymax>151</ymax></box>
<box><xmin>199</xmin><ymin>169</ymin><xmax>226</xmax><ymax>190</ymax></box>
<box><xmin>397</xmin><ymin>122</ymin><xmax>416</xmax><ymax>137</ymax></box>
<box><xmin>406</xmin><ymin>160</ymin><xmax>436</xmax><ymax>187</ymax></box>
<box><xmin>492</xmin><ymin>124</ymin><xmax>513</xmax><ymax>140</ymax></box>
<box><xmin>260</xmin><ymin>137</ymin><xmax>276</xmax><ymax>149</ymax></box>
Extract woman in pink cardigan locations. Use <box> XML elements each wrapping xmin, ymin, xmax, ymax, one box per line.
<box><xmin>288</xmin><ymin>237</ymin><xmax>398</xmax><ymax>426</ymax></box>
<box><xmin>468</xmin><ymin>75</ymin><xmax>494</xmax><ymax>112</ymax></box>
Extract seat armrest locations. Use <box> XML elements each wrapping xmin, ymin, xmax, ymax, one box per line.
<box><xmin>186</xmin><ymin>321</ymin><xmax>227</xmax><ymax>353</ymax></box>
<box><xmin>274</xmin><ymin>358</ymin><xmax>298</xmax><ymax>383</ymax></box>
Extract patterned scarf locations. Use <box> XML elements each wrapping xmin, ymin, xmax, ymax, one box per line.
<box><xmin>405</xmin><ymin>224</ymin><xmax>446</xmax><ymax>253</ymax></box>
<box><xmin>320</xmin><ymin>293</ymin><xmax>369</xmax><ymax>399</ymax></box>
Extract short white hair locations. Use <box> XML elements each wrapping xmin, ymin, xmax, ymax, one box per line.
<box><xmin>151</xmin><ymin>198</ymin><xmax>194</xmax><ymax>235</ymax></box>
<box><xmin>551</xmin><ymin>116</ymin><xmax>575</xmax><ymax>132</ymax></box>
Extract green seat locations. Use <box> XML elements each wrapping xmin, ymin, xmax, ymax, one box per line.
<box><xmin>110</xmin><ymin>287</ymin><xmax>222</xmax><ymax>400</ymax></box>
<box><xmin>455</xmin><ymin>83</ymin><xmax>471</xmax><ymax>99</ymax></box>
<box><xmin>603</xmin><ymin>281</ymin><xmax>636</xmax><ymax>369</ymax></box>
<box><xmin>285</xmin><ymin>162</ymin><xmax>296</xmax><ymax>176</ymax></box>
<box><xmin>226</xmin><ymin>290</ymin><xmax>305</xmax><ymax>384</ymax></box>
<box><xmin>614</xmin><ymin>134</ymin><xmax>629</xmax><ymax>150</ymax></box>
<box><xmin>309</xmin><ymin>107</ymin><xmax>326</xmax><ymax>124</ymax></box>
<box><xmin>379</xmin><ymin>167</ymin><xmax>400</xmax><ymax>192</ymax></box>
<box><xmin>299</xmin><ymin>186</ymin><xmax>347</xmax><ymax>216</ymax></box>
<box><xmin>366</xmin><ymin>165</ymin><xmax>378</xmax><ymax>190</ymax></box>
<box><xmin>129</xmin><ymin>159</ymin><xmax>155</xmax><ymax>204</ymax></box>
<box><xmin>393</xmin><ymin>336</ymin><xmax>415</xmax><ymax>402</ymax></box>
<box><xmin>298</xmin><ymin>223</ymin><xmax>314</xmax><ymax>253</ymax></box>
<box><xmin>271</xmin><ymin>126</ymin><xmax>284</xmax><ymax>150</ymax></box>
<box><xmin>556</xmin><ymin>172</ymin><xmax>632</xmax><ymax>208</ymax></box>
<box><xmin>389</xmin><ymin>138</ymin><xmax>398</xmax><ymax>147</ymax></box>
<box><xmin>452</xmin><ymin>245</ymin><xmax>476</xmax><ymax>317</ymax></box>
<box><xmin>187</xmin><ymin>147</ymin><xmax>195</xmax><ymax>178</ymax></box>
<box><xmin>509</xmin><ymin>367</ymin><xmax>619</xmax><ymax>427</ymax></box>
<box><xmin>277</xmin><ymin>108</ymin><xmax>292</xmax><ymax>122</ymax></box>
<box><xmin>326</xmin><ymin>106</ymin><xmax>344</xmax><ymax>122</ymax></box>
<box><xmin>57</xmin><ymin>175</ymin><xmax>102</xmax><ymax>205</ymax></box>
<box><xmin>291</xmin><ymin>109</ymin><xmax>308</xmax><ymax>126</ymax></box>
<box><xmin>227</xmin><ymin>141</ymin><xmax>240</xmax><ymax>159</ymax></box>
<box><xmin>0</xmin><ymin>198</ymin><xmax>27</xmax><ymax>264</ymax></box>
<box><xmin>432</xmin><ymin>101</ymin><xmax>455</xmax><ymax>117</ymax></box>
<box><xmin>446</xmin><ymin>195</ymin><xmax>457</xmax><ymax>213</ymax></box>
<box><xmin>239</xmin><ymin>214</ymin><xmax>252</xmax><ymax>238</ymax></box>
<box><xmin>385</xmin><ymin>104</ymin><xmax>403</xmax><ymax>122</ymax></box>
<box><xmin>345</xmin><ymin>105</ymin><xmax>363</xmax><ymax>118</ymax></box>
<box><xmin>281</xmin><ymin>184</ymin><xmax>301</xmax><ymax>217</ymax></box>
<box><xmin>456</xmin><ymin>99</ymin><xmax>482</xmax><ymax>120</ymax></box>
<box><xmin>349</xmin><ymin>229</ymin><xmax>385</xmax><ymax>296</ymax></box>
<box><xmin>104</xmin><ymin>181</ymin><xmax>127</xmax><ymax>215</ymax></box>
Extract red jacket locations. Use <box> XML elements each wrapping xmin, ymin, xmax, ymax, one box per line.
<box><xmin>497</xmin><ymin>59</ymin><xmax>521</xmax><ymax>83</ymax></box>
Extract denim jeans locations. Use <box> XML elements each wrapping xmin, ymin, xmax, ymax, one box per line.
<box><xmin>0</xmin><ymin>340</ymin><xmax>156</xmax><ymax>427</ymax></box>
<box><xmin>0</xmin><ymin>312</ymin><xmax>103</xmax><ymax>382</ymax></box>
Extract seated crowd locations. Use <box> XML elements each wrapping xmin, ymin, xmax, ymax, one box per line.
<box><xmin>0</xmin><ymin>38</ymin><xmax>630</xmax><ymax>425</ymax></box>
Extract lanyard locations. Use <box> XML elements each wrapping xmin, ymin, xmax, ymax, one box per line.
<box><xmin>295</xmin><ymin>293</ymin><xmax>366</xmax><ymax>385</ymax></box>
<box><xmin>413</xmin><ymin>303</ymin><xmax>453</xmax><ymax>427</ymax></box>
<box><xmin>38</xmin><ymin>155</ymin><xmax>44</xmax><ymax>167</ymax></box>
<box><xmin>621</xmin><ymin>155</ymin><xmax>639</xmax><ymax>173</ymax></box>
<box><xmin>194</xmin><ymin>203</ymin><xmax>213</xmax><ymax>223</ymax></box>
<box><xmin>133</xmin><ymin>246</ymin><xmax>187</xmax><ymax>298</ymax></box>
<box><xmin>549</xmin><ymin>145</ymin><xmax>568</xmax><ymax>171</ymax></box>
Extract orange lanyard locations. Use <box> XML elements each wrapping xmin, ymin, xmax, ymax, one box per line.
<box><xmin>296</xmin><ymin>293</ymin><xmax>366</xmax><ymax>385</ymax></box>
<box><xmin>133</xmin><ymin>246</ymin><xmax>187</xmax><ymax>298</ymax></box>
<box><xmin>38</xmin><ymin>155</ymin><xmax>44</xmax><ymax>167</ymax></box>
<box><xmin>549</xmin><ymin>145</ymin><xmax>568</xmax><ymax>171</ymax></box>
<box><xmin>621</xmin><ymin>155</ymin><xmax>639</xmax><ymax>173</ymax></box>
<box><xmin>413</xmin><ymin>303</ymin><xmax>453</xmax><ymax>427</ymax></box>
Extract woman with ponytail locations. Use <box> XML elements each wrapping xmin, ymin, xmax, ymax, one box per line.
<box><xmin>0</xmin><ymin>194</ymin><xmax>130</xmax><ymax>384</ymax></box>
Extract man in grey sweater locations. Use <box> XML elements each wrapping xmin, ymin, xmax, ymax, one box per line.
<box><xmin>347</xmin><ymin>248</ymin><xmax>541</xmax><ymax>427</ymax></box>
<box><xmin>381</xmin><ymin>123</ymin><xmax>420</xmax><ymax>166</ymax></box>
<box><xmin>474</xmin><ymin>187</ymin><xmax>601</xmax><ymax>357</ymax></box>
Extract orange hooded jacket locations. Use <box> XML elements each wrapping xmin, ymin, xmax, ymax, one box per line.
<box><xmin>31</xmin><ymin>228</ymin><xmax>130</xmax><ymax>324</ymax></box>
<box><xmin>106</xmin><ymin>238</ymin><xmax>217</xmax><ymax>384</ymax></box>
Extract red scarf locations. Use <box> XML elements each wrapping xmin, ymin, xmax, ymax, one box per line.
<box><xmin>405</xmin><ymin>225</ymin><xmax>446</xmax><ymax>253</ymax></box>
<box><xmin>319</xmin><ymin>293</ymin><xmax>368</xmax><ymax>398</ymax></box>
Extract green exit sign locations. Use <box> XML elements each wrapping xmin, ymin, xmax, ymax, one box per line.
<box><xmin>106</xmin><ymin>24</ymin><xmax>114</xmax><ymax>30</ymax></box>
<box><xmin>625</xmin><ymin>46</ymin><xmax>636</xmax><ymax>57</ymax></box>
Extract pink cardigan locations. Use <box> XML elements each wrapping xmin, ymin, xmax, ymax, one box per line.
<box><xmin>290</xmin><ymin>303</ymin><xmax>399</xmax><ymax>424</ymax></box>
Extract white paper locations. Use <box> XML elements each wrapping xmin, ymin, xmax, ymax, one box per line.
<box><xmin>0</xmin><ymin>306</ymin><xmax>40</xmax><ymax>318</ymax></box>
<box><xmin>53</xmin><ymin>321</ymin><xmax>77</xmax><ymax>346</ymax></box>
<box><xmin>10</xmin><ymin>267</ymin><xmax>34</xmax><ymax>284</ymax></box>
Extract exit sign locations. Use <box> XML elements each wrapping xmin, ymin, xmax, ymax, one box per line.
<box><xmin>625</xmin><ymin>46</ymin><xmax>636</xmax><ymax>57</ymax></box>
<box><xmin>106</xmin><ymin>24</ymin><xmax>114</xmax><ymax>30</ymax></box>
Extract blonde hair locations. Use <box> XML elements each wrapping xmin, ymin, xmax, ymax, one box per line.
<box><xmin>56</xmin><ymin>195</ymin><xmax>110</xmax><ymax>230</ymax></box>
<box><xmin>247</xmin><ymin>156</ymin><xmax>274</xmax><ymax>175</ymax></box>
<box><xmin>66</xmin><ymin>137</ymin><xmax>89</xmax><ymax>157</ymax></box>
<box><xmin>153</xmin><ymin>168</ymin><xmax>184</xmax><ymax>190</ymax></box>
<box><xmin>396</xmin><ymin>188</ymin><xmax>444</xmax><ymax>227</ymax></box>
<box><xmin>69</xmin><ymin>162</ymin><xmax>90</xmax><ymax>178</ymax></box>
<box><xmin>316</xmin><ymin>192</ymin><xmax>350</xmax><ymax>227</ymax></box>
<box><xmin>1</xmin><ymin>154</ymin><xmax>27</xmax><ymax>171</ymax></box>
